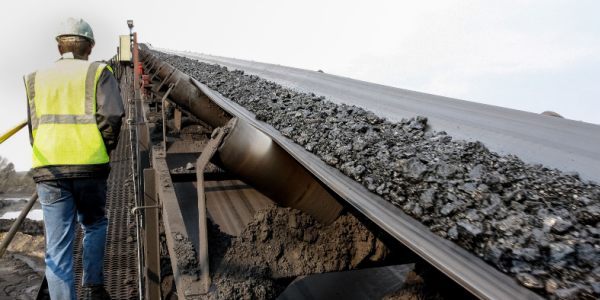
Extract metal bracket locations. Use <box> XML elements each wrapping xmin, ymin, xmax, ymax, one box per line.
<box><xmin>194</xmin><ymin>119</ymin><xmax>233</xmax><ymax>294</ymax></box>
<box><xmin>155</xmin><ymin>68</ymin><xmax>175</xmax><ymax>92</ymax></box>
<box><xmin>161</xmin><ymin>80</ymin><xmax>180</xmax><ymax>151</ymax></box>
<box><xmin>147</xmin><ymin>61</ymin><xmax>157</xmax><ymax>74</ymax></box>
<box><xmin>131</xmin><ymin>205</ymin><xmax>161</xmax><ymax>215</ymax></box>
<box><xmin>148</xmin><ymin>65</ymin><xmax>162</xmax><ymax>82</ymax></box>
<box><xmin>142</xmin><ymin>169</ymin><xmax>160</xmax><ymax>300</ymax></box>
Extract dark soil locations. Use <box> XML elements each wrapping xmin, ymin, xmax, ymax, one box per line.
<box><xmin>148</xmin><ymin>50</ymin><xmax>600</xmax><ymax>299</ymax></box>
<box><xmin>0</xmin><ymin>254</ymin><xmax>44</xmax><ymax>300</ymax></box>
<box><xmin>0</xmin><ymin>218</ymin><xmax>44</xmax><ymax>235</ymax></box>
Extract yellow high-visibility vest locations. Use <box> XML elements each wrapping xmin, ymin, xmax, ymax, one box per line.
<box><xmin>24</xmin><ymin>58</ymin><xmax>113</xmax><ymax>168</ymax></box>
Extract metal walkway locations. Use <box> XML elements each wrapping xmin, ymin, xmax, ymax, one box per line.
<box><xmin>72</xmin><ymin>68</ymin><xmax>139</xmax><ymax>300</ymax></box>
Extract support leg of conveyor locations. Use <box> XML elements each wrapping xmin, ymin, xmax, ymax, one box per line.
<box><xmin>143</xmin><ymin>169</ymin><xmax>161</xmax><ymax>300</ymax></box>
<box><xmin>194</xmin><ymin>121</ymin><xmax>231</xmax><ymax>294</ymax></box>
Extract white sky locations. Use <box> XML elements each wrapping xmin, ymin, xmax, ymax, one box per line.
<box><xmin>0</xmin><ymin>0</ymin><xmax>599</xmax><ymax>171</ymax></box>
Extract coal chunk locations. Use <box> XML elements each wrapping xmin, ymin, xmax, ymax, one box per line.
<box><xmin>554</xmin><ymin>287</ymin><xmax>581</xmax><ymax>300</ymax></box>
<box><xmin>545</xmin><ymin>278</ymin><xmax>560</xmax><ymax>294</ymax></box>
<box><xmin>516</xmin><ymin>273</ymin><xmax>543</xmax><ymax>289</ymax></box>
<box><xmin>468</xmin><ymin>164</ymin><xmax>488</xmax><ymax>180</ymax></box>
<box><xmin>578</xmin><ymin>204</ymin><xmax>600</xmax><ymax>224</ymax></box>
<box><xmin>447</xmin><ymin>227</ymin><xmax>458</xmax><ymax>240</ymax></box>
<box><xmin>436</xmin><ymin>161</ymin><xmax>457</xmax><ymax>178</ymax></box>
<box><xmin>456</xmin><ymin>221</ymin><xmax>483</xmax><ymax>242</ymax></box>
<box><xmin>549</xmin><ymin>243</ymin><xmax>575</xmax><ymax>262</ymax></box>
<box><xmin>576</xmin><ymin>243</ymin><xmax>599</xmax><ymax>266</ymax></box>
<box><xmin>552</xmin><ymin>220</ymin><xmax>573</xmax><ymax>234</ymax></box>
<box><xmin>401</xmin><ymin>158</ymin><xmax>428</xmax><ymax>182</ymax></box>
<box><xmin>420</xmin><ymin>188</ymin><xmax>437</xmax><ymax>210</ymax></box>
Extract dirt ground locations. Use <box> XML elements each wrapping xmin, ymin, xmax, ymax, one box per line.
<box><xmin>0</xmin><ymin>253</ymin><xmax>44</xmax><ymax>300</ymax></box>
<box><xmin>0</xmin><ymin>218</ymin><xmax>46</xmax><ymax>300</ymax></box>
<box><xmin>0</xmin><ymin>219</ymin><xmax>44</xmax><ymax>236</ymax></box>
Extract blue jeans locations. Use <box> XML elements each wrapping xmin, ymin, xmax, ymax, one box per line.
<box><xmin>38</xmin><ymin>178</ymin><xmax>108</xmax><ymax>300</ymax></box>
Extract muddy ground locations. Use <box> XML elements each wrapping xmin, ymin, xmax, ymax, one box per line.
<box><xmin>0</xmin><ymin>253</ymin><xmax>44</xmax><ymax>300</ymax></box>
<box><xmin>0</xmin><ymin>198</ymin><xmax>46</xmax><ymax>300</ymax></box>
<box><xmin>0</xmin><ymin>199</ymin><xmax>41</xmax><ymax>219</ymax></box>
<box><xmin>0</xmin><ymin>223</ymin><xmax>45</xmax><ymax>300</ymax></box>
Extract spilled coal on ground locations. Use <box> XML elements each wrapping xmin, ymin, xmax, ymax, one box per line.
<box><xmin>150</xmin><ymin>50</ymin><xmax>600</xmax><ymax>299</ymax></box>
<box><xmin>192</xmin><ymin>204</ymin><xmax>398</xmax><ymax>300</ymax></box>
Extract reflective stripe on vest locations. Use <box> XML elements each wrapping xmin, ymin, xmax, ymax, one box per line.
<box><xmin>24</xmin><ymin>59</ymin><xmax>111</xmax><ymax>168</ymax></box>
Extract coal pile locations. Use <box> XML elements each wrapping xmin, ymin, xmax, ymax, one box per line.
<box><xmin>198</xmin><ymin>212</ymin><xmax>288</xmax><ymax>300</ymax></box>
<box><xmin>201</xmin><ymin>205</ymin><xmax>391</xmax><ymax>300</ymax></box>
<box><xmin>221</xmin><ymin>205</ymin><xmax>390</xmax><ymax>279</ymax></box>
<box><xmin>150</xmin><ymin>50</ymin><xmax>600</xmax><ymax>298</ymax></box>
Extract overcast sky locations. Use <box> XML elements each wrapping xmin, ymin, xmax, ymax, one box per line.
<box><xmin>0</xmin><ymin>0</ymin><xmax>599</xmax><ymax>171</ymax></box>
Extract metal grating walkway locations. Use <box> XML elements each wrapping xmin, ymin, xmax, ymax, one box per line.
<box><xmin>73</xmin><ymin>68</ymin><xmax>139</xmax><ymax>299</ymax></box>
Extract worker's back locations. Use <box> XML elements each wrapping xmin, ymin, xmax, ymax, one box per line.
<box><xmin>25</xmin><ymin>57</ymin><xmax>110</xmax><ymax>168</ymax></box>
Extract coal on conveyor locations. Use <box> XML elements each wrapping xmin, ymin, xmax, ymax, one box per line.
<box><xmin>151</xmin><ymin>50</ymin><xmax>600</xmax><ymax>299</ymax></box>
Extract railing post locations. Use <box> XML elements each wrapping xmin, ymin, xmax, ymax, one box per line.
<box><xmin>133</xmin><ymin>32</ymin><xmax>140</xmax><ymax>101</ymax></box>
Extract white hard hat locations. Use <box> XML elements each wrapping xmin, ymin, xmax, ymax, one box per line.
<box><xmin>56</xmin><ymin>17</ymin><xmax>95</xmax><ymax>46</ymax></box>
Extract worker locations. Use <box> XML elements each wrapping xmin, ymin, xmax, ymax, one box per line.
<box><xmin>23</xmin><ymin>18</ymin><xmax>125</xmax><ymax>300</ymax></box>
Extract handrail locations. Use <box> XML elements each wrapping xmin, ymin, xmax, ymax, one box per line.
<box><xmin>0</xmin><ymin>191</ymin><xmax>39</xmax><ymax>258</ymax></box>
<box><xmin>0</xmin><ymin>119</ymin><xmax>27</xmax><ymax>145</ymax></box>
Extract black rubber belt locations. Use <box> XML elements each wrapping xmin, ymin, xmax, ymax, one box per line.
<box><xmin>190</xmin><ymin>78</ymin><xmax>544</xmax><ymax>300</ymax></box>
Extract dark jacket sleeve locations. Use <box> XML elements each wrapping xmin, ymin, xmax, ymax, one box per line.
<box><xmin>24</xmin><ymin>75</ymin><xmax>34</xmax><ymax>147</ymax></box>
<box><xmin>96</xmin><ymin>68</ymin><xmax>125</xmax><ymax>153</ymax></box>
<box><xmin>27</xmin><ymin>94</ymin><xmax>33</xmax><ymax>147</ymax></box>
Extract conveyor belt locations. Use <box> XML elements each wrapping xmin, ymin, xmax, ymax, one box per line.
<box><xmin>159</xmin><ymin>49</ymin><xmax>600</xmax><ymax>184</ymax></box>
<box><xmin>72</xmin><ymin>69</ymin><xmax>138</xmax><ymax>299</ymax></box>
<box><xmin>133</xmin><ymin>47</ymin><xmax>543</xmax><ymax>298</ymax></box>
<box><xmin>182</xmin><ymin>78</ymin><xmax>544</xmax><ymax>300</ymax></box>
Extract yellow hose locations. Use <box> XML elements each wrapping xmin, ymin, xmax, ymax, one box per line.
<box><xmin>0</xmin><ymin>119</ymin><xmax>27</xmax><ymax>145</ymax></box>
